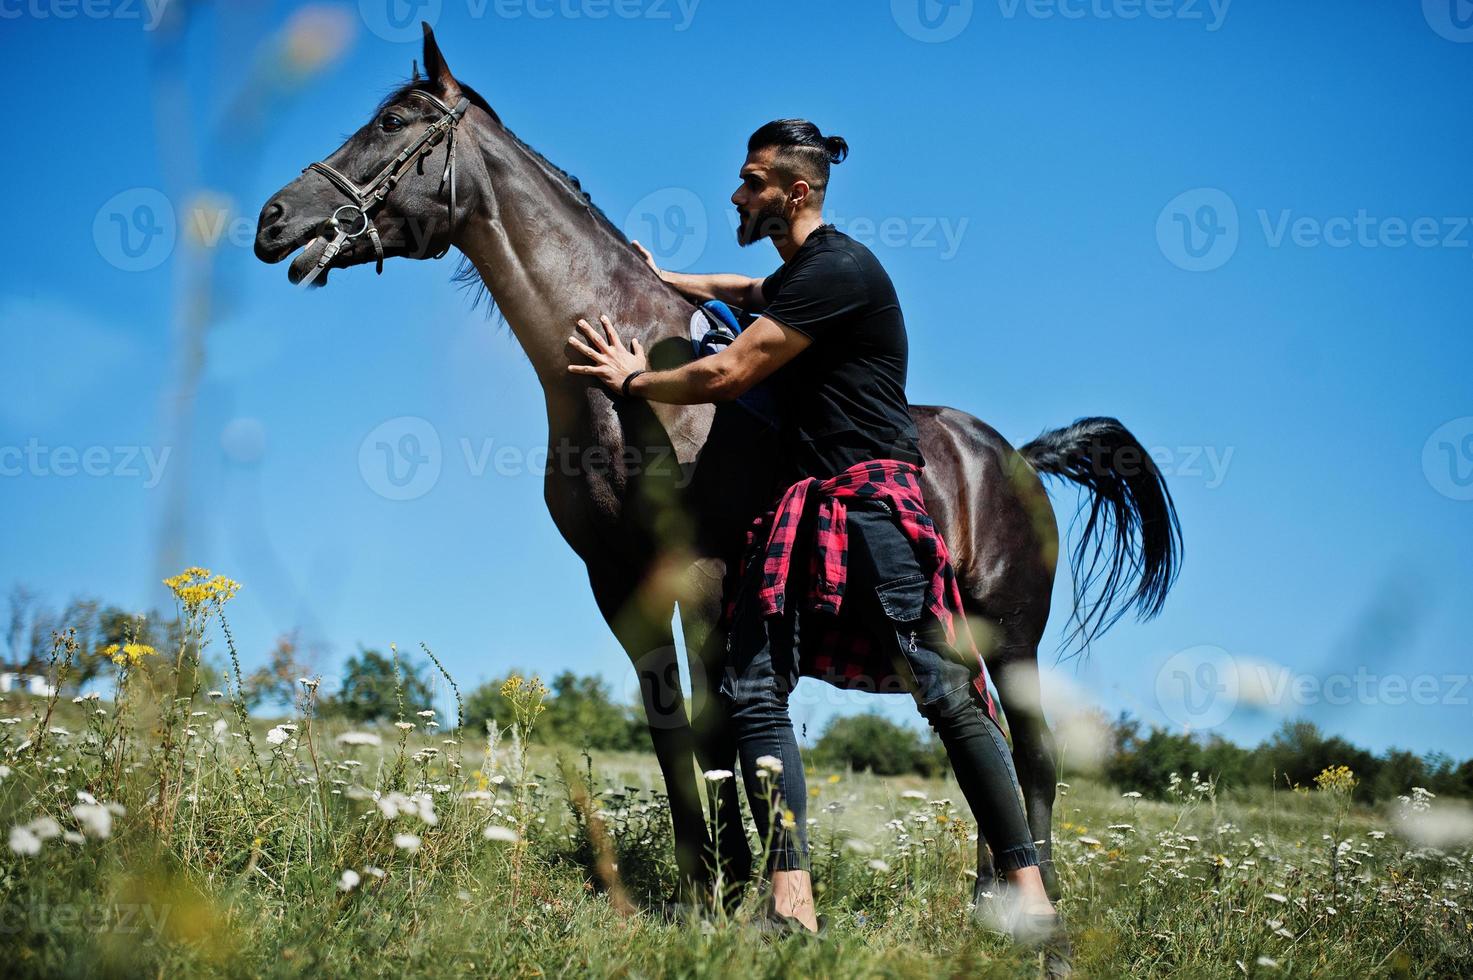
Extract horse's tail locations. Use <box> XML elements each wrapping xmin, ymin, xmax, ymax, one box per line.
<box><xmin>1019</xmin><ymin>416</ymin><xmax>1183</xmax><ymax>651</ymax></box>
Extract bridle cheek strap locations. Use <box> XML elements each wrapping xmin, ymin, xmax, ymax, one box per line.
<box><xmin>298</xmin><ymin>92</ymin><xmax>470</xmax><ymax>288</ymax></box>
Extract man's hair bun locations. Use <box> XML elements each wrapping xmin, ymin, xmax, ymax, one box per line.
<box><xmin>748</xmin><ymin>119</ymin><xmax>850</xmax><ymax>190</ymax></box>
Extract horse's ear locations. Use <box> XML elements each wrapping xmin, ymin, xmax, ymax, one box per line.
<box><xmin>421</xmin><ymin>23</ymin><xmax>462</xmax><ymax>98</ymax></box>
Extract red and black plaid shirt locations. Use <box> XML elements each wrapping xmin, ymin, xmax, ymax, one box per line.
<box><xmin>723</xmin><ymin>459</ymin><xmax>997</xmax><ymax>721</ymax></box>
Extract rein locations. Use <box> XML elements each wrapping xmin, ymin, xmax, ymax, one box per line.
<box><xmin>297</xmin><ymin>90</ymin><xmax>471</xmax><ymax>289</ymax></box>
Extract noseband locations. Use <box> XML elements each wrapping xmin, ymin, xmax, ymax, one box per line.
<box><xmin>298</xmin><ymin>90</ymin><xmax>471</xmax><ymax>288</ymax></box>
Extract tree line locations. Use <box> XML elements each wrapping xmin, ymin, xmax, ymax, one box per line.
<box><xmin>7</xmin><ymin>582</ymin><xmax>1466</xmax><ymax>802</ymax></box>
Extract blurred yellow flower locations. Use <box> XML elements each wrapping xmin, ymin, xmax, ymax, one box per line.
<box><xmin>104</xmin><ymin>643</ymin><xmax>157</xmax><ymax>668</ymax></box>
<box><xmin>1315</xmin><ymin>765</ymin><xmax>1357</xmax><ymax>795</ymax></box>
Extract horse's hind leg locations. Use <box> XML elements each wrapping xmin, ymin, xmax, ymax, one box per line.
<box><xmin>989</xmin><ymin>642</ymin><xmax>1062</xmax><ymax>901</ymax></box>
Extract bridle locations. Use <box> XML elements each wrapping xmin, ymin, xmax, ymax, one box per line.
<box><xmin>297</xmin><ymin>89</ymin><xmax>471</xmax><ymax>288</ymax></box>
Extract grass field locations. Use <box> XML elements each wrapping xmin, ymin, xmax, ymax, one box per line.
<box><xmin>2</xmin><ymin>575</ymin><xmax>1470</xmax><ymax>978</ymax></box>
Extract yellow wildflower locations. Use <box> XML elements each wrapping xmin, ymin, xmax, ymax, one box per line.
<box><xmin>1314</xmin><ymin>765</ymin><xmax>1357</xmax><ymax>795</ymax></box>
<box><xmin>105</xmin><ymin>643</ymin><xmax>157</xmax><ymax>667</ymax></box>
<box><xmin>163</xmin><ymin>566</ymin><xmax>241</xmax><ymax>610</ymax></box>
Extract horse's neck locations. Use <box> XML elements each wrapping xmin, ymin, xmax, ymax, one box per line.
<box><xmin>454</xmin><ymin>117</ymin><xmax>711</xmax><ymax>459</ymax></box>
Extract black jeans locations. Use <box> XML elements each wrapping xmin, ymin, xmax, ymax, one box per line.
<box><xmin>717</xmin><ymin>499</ymin><xmax>1040</xmax><ymax>874</ymax></box>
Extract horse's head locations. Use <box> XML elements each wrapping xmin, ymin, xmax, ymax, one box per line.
<box><xmin>255</xmin><ymin>24</ymin><xmax>483</xmax><ymax>286</ymax></box>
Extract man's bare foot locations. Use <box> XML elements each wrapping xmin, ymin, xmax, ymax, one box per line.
<box><xmin>770</xmin><ymin>869</ymin><xmax>819</xmax><ymax>932</ymax></box>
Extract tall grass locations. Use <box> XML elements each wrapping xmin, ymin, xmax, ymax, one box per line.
<box><xmin>1</xmin><ymin>570</ymin><xmax>1469</xmax><ymax>977</ymax></box>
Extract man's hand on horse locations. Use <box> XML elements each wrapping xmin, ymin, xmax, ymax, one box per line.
<box><xmin>567</xmin><ymin>314</ymin><xmax>648</xmax><ymax>392</ymax></box>
<box><xmin>631</xmin><ymin>240</ymin><xmax>661</xmax><ymax>276</ymax></box>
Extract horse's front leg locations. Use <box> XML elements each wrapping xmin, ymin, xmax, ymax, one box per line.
<box><xmin>587</xmin><ymin>563</ymin><xmax>711</xmax><ymax>900</ymax></box>
<box><xmin>677</xmin><ymin>557</ymin><xmax>753</xmax><ymax>895</ymax></box>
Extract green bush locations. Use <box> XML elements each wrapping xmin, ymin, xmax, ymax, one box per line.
<box><xmin>463</xmin><ymin>670</ymin><xmax>645</xmax><ymax>751</ymax></box>
<box><xmin>322</xmin><ymin>647</ymin><xmax>434</xmax><ymax>723</ymax></box>
<box><xmin>811</xmin><ymin>712</ymin><xmax>946</xmax><ymax>777</ymax></box>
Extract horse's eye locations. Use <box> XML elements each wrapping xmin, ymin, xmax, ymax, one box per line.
<box><xmin>381</xmin><ymin>113</ymin><xmax>406</xmax><ymax>133</ymax></box>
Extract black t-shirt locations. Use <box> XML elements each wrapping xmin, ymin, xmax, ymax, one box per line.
<box><xmin>759</xmin><ymin>225</ymin><xmax>924</xmax><ymax>481</ymax></box>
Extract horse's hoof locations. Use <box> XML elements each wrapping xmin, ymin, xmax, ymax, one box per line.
<box><xmin>969</xmin><ymin>875</ymin><xmax>1011</xmax><ymax>931</ymax></box>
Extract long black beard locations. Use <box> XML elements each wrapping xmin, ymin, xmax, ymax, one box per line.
<box><xmin>737</xmin><ymin>201</ymin><xmax>790</xmax><ymax>247</ymax></box>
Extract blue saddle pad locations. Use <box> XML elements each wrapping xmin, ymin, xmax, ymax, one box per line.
<box><xmin>690</xmin><ymin>301</ymin><xmax>781</xmax><ymax>427</ymax></box>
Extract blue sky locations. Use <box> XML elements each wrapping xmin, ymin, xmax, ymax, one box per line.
<box><xmin>1</xmin><ymin>0</ymin><xmax>1470</xmax><ymax>760</ymax></box>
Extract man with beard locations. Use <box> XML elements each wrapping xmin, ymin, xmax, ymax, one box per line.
<box><xmin>567</xmin><ymin>120</ymin><xmax>1064</xmax><ymax>960</ymax></box>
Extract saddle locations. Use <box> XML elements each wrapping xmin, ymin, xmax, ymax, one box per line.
<box><xmin>689</xmin><ymin>301</ymin><xmax>782</xmax><ymax>428</ymax></box>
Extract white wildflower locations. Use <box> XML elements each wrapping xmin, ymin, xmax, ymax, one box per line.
<box><xmin>394</xmin><ymin>722</ymin><xmax>415</xmax><ymax>731</ymax></box>
<box><xmin>483</xmin><ymin>825</ymin><xmax>519</xmax><ymax>843</ymax></box>
<box><xmin>376</xmin><ymin>791</ymin><xmax>437</xmax><ymax>825</ymax></box>
<box><xmin>29</xmin><ymin>817</ymin><xmax>61</xmax><ymax>840</ymax></box>
<box><xmin>1265</xmin><ymin>893</ymin><xmax>1288</xmax><ymax>904</ymax></box>
<box><xmin>265</xmin><ymin>726</ymin><xmax>291</xmax><ymax>746</ymax></box>
<box><xmin>9</xmin><ymin>825</ymin><xmax>42</xmax><ymax>856</ymax></box>
<box><xmin>72</xmin><ymin>803</ymin><xmax>113</xmax><ymax>839</ymax></box>
<box><xmin>1122</xmin><ymin>791</ymin><xmax>1143</xmax><ymax>799</ymax></box>
<box><xmin>867</xmin><ymin>859</ymin><xmax>891</xmax><ymax>872</ymax></box>
<box><xmin>901</xmin><ymin>790</ymin><xmax>927</xmax><ymax>801</ymax></box>
<box><xmin>703</xmin><ymin>769</ymin><xmax>733</xmax><ymax>782</ymax></box>
<box><xmin>207</xmin><ymin>690</ymin><xmax>224</xmax><ymax>700</ymax></box>
<box><xmin>336</xmin><ymin>731</ymin><xmax>382</xmax><ymax>747</ymax></box>
<box><xmin>755</xmin><ymin>755</ymin><xmax>783</xmax><ymax>775</ymax></box>
<box><xmin>338</xmin><ymin>869</ymin><xmax>361</xmax><ymax>892</ymax></box>
<box><xmin>393</xmin><ymin>833</ymin><xmax>421</xmax><ymax>853</ymax></box>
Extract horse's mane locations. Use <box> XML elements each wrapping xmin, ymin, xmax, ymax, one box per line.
<box><xmin>382</xmin><ymin>79</ymin><xmax>637</xmax><ymax>318</ymax></box>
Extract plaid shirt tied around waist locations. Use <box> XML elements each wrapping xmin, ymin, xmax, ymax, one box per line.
<box><xmin>724</xmin><ymin>459</ymin><xmax>997</xmax><ymax>721</ymax></box>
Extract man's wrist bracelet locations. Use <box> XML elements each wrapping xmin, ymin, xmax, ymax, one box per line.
<box><xmin>620</xmin><ymin>369</ymin><xmax>647</xmax><ymax>399</ymax></box>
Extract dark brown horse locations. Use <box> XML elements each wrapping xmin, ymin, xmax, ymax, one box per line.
<box><xmin>254</xmin><ymin>26</ymin><xmax>1180</xmax><ymax>902</ymax></box>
